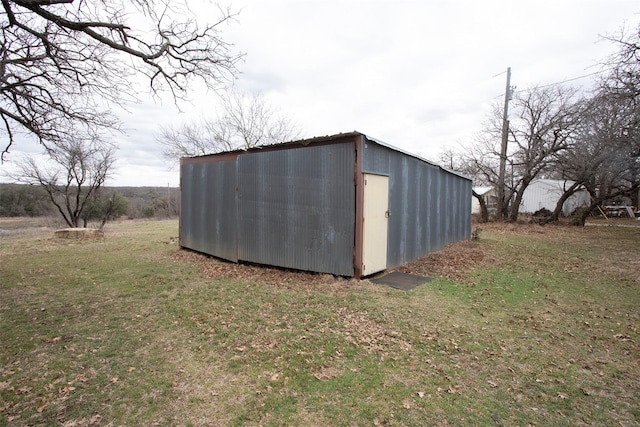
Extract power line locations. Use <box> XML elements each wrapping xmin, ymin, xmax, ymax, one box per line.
<box><xmin>535</xmin><ymin>69</ymin><xmax>608</xmax><ymax>89</ymax></box>
<box><xmin>489</xmin><ymin>67</ymin><xmax>614</xmax><ymax>100</ymax></box>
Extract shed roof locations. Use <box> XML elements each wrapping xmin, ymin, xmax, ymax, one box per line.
<box><xmin>473</xmin><ymin>186</ymin><xmax>494</xmax><ymax>196</ymax></box>
<box><xmin>181</xmin><ymin>131</ymin><xmax>471</xmax><ymax>181</ymax></box>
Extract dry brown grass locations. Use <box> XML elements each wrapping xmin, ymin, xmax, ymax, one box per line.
<box><xmin>1</xmin><ymin>218</ymin><xmax>638</xmax><ymax>426</ymax></box>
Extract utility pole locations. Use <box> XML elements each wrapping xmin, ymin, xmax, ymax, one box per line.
<box><xmin>167</xmin><ymin>182</ymin><xmax>171</xmax><ymax>218</ymax></box>
<box><xmin>497</xmin><ymin>67</ymin><xmax>512</xmax><ymax>220</ymax></box>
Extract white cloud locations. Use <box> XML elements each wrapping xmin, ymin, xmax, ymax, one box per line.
<box><xmin>2</xmin><ymin>0</ymin><xmax>639</xmax><ymax>186</ymax></box>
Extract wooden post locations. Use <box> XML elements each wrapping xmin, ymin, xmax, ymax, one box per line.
<box><xmin>497</xmin><ymin>67</ymin><xmax>511</xmax><ymax>220</ymax></box>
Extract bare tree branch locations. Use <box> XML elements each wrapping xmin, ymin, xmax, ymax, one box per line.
<box><xmin>158</xmin><ymin>87</ymin><xmax>301</xmax><ymax>161</ymax></box>
<box><xmin>1</xmin><ymin>0</ymin><xmax>242</xmax><ymax>158</ymax></box>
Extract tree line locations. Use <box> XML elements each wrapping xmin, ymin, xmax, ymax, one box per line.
<box><xmin>0</xmin><ymin>184</ymin><xmax>179</xmax><ymax>224</ymax></box>
<box><xmin>442</xmin><ymin>25</ymin><xmax>640</xmax><ymax>225</ymax></box>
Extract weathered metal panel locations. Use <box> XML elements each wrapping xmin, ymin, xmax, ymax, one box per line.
<box><xmin>236</xmin><ymin>143</ymin><xmax>356</xmax><ymax>276</ymax></box>
<box><xmin>179</xmin><ymin>163</ymin><xmax>195</xmax><ymax>249</ymax></box>
<box><xmin>179</xmin><ymin>160</ymin><xmax>238</xmax><ymax>261</ymax></box>
<box><xmin>362</xmin><ymin>139</ymin><xmax>472</xmax><ymax>269</ymax></box>
<box><xmin>520</xmin><ymin>179</ymin><xmax>589</xmax><ymax>215</ymax></box>
<box><xmin>428</xmin><ymin>164</ymin><xmax>443</xmax><ymax>252</ymax></box>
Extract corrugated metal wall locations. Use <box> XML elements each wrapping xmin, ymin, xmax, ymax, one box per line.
<box><xmin>236</xmin><ymin>143</ymin><xmax>356</xmax><ymax>276</ymax></box>
<box><xmin>180</xmin><ymin>160</ymin><xmax>238</xmax><ymax>262</ymax></box>
<box><xmin>520</xmin><ymin>179</ymin><xmax>590</xmax><ymax>215</ymax></box>
<box><xmin>361</xmin><ymin>139</ymin><xmax>472</xmax><ymax>269</ymax></box>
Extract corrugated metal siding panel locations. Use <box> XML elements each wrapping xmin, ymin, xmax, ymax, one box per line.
<box><xmin>520</xmin><ymin>180</ymin><xmax>589</xmax><ymax>215</ymax></box>
<box><xmin>428</xmin><ymin>164</ymin><xmax>440</xmax><ymax>253</ymax></box>
<box><xmin>362</xmin><ymin>141</ymin><xmax>472</xmax><ymax>269</ymax></box>
<box><xmin>179</xmin><ymin>161</ymin><xmax>238</xmax><ymax>262</ymax></box>
<box><xmin>236</xmin><ymin>143</ymin><xmax>356</xmax><ymax>276</ymax></box>
<box><xmin>520</xmin><ymin>180</ymin><xmax>551</xmax><ymax>213</ymax></box>
<box><xmin>180</xmin><ymin>163</ymin><xmax>195</xmax><ymax>249</ymax></box>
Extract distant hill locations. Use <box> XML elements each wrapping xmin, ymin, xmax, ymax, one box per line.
<box><xmin>0</xmin><ymin>183</ymin><xmax>179</xmax><ymax>218</ymax></box>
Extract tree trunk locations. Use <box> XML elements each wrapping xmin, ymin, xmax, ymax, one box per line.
<box><xmin>99</xmin><ymin>196</ymin><xmax>116</xmax><ymax>230</ymax></box>
<box><xmin>543</xmin><ymin>181</ymin><xmax>583</xmax><ymax>224</ymax></box>
<box><xmin>498</xmin><ymin>197</ymin><xmax>509</xmax><ymax>222</ymax></box>
<box><xmin>508</xmin><ymin>181</ymin><xmax>529</xmax><ymax>222</ymax></box>
<box><xmin>579</xmin><ymin>200</ymin><xmax>601</xmax><ymax>226</ymax></box>
<box><xmin>472</xmin><ymin>190</ymin><xmax>489</xmax><ymax>223</ymax></box>
<box><xmin>629</xmin><ymin>178</ymin><xmax>639</xmax><ymax>210</ymax></box>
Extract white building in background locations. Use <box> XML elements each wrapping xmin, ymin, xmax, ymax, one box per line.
<box><xmin>471</xmin><ymin>186</ymin><xmax>497</xmax><ymax>215</ymax></box>
<box><xmin>520</xmin><ymin>179</ymin><xmax>590</xmax><ymax>216</ymax></box>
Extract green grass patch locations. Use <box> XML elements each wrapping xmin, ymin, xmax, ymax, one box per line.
<box><xmin>1</xmin><ymin>219</ymin><xmax>638</xmax><ymax>426</ymax></box>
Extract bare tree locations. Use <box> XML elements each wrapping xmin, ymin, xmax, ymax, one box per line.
<box><xmin>8</xmin><ymin>139</ymin><xmax>116</xmax><ymax>227</ymax></box>
<box><xmin>0</xmin><ymin>0</ymin><xmax>241</xmax><ymax>157</ymax></box>
<box><xmin>552</xmin><ymin>110</ymin><xmax>637</xmax><ymax>226</ymax></box>
<box><xmin>506</xmin><ymin>86</ymin><xmax>583</xmax><ymax>221</ymax></box>
<box><xmin>446</xmin><ymin>26</ymin><xmax>639</xmax><ymax>225</ymax></box>
<box><xmin>157</xmin><ymin>119</ymin><xmax>235</xmax><ymax>159</ymax></box>
<box><xmin>601</xmin><ymin>25</ymin><xmax>640</xmax><ymax>105</ymax></box>
<box><xmin>220</xmin><ymin>89</ymin><xmax>300</xmax><ymax>149</ymax></box>
<box><xmin>599</xmin><ymin>24</ymin><xmax>640</xmax><ymax>208</ymax></box>
<box><xmin>544</xmin><ymin>24</ymin><xmax>640</xmax><ymax>225</ymax></box>
<box><xmin>158</xmin><ymin>87</ymin><xmax>301</xmax><ymax>159</ymax></box>
<box><xmin>450</xmin><ymin>86</ymin><xmax>582</xmax><ymax>222</ymax></box>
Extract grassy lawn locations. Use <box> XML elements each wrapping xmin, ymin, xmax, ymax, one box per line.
<box><xmin>1</xmin><ymin>219</ymin><xmax>638</xmax><ymax>426</ymax></box>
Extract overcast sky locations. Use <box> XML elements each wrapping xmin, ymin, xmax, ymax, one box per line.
<box><xmin>2</xmin><ymin>0</ymin><xmax>639</xmax><ymax>187</ymax></box>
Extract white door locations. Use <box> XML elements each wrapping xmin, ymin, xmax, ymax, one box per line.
<box><xmin>362</xmin><ymin>174</ymin><xmax>389</xmax><ymax>276</ymax></box>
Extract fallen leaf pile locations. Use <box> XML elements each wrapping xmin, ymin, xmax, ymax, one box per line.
<box><xmin>396</xmin><ymin>239</ymin><xmax>493</xmax><ymax>284</ymax></box>
<box><xmin>173</xmin><ymin>236</ymin><xmax>492</xmax><ymax>287</ymax></box>
<box><xmin>172</xmin><ymin>250</ymin><xmax>361</xmax><ymax>292</ymax></box>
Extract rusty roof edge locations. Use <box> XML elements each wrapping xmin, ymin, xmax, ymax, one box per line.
<box><xmin>362</xmin><ymin>135</ymin><xmax>472</xmax><ymax>182</ymax></box>
<box><xmin>179</xmin><ymin>131</ymin><xmax>363</xmax><ymax>162</ymax></box>
<box><xmin>180</xmin><ymin>130</ymin><xmax>472</xmax><ymax>182</ymax></box>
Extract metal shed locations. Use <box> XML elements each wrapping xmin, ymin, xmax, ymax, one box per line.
<box><xmin>180</xmin><ymin>132</ymin><xmax>472</xmax><ymax>277</ymax></box>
